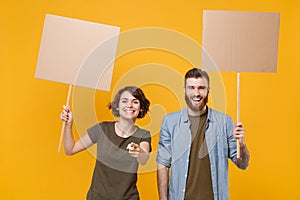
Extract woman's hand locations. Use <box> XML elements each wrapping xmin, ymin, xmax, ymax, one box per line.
<box><xmin>127</xmin><ymin>142</ymin><xmax>150</xmax><ymax>165</ymax></box>
<box><xmin>60</xmin><ymin>105</ymin><xmax>73</xmax><ymax>124</ymax></box>
<box><xmin>127</xmin><ymin>142</ymin><xmax>141</xmax><ymax>158</ymax></box>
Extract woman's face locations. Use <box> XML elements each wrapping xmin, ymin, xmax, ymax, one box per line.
<box><xmin>118</xmin><ymin>90</ymin><xmax>141</xmax><ymax>121</ymax></box>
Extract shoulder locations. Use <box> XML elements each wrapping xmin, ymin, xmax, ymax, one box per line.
<box><xmin>99</xmin><ymin>121</ymin><xmax>115</xmax><ymax>128</ymax></box>
<box><xmin>135</xmin><ymin>126</ymin><xmax>151</xmax><ymax>138</ymax></box>
<box><xmin>165</xmin><ymin>109</ymin><xmax>184</xmax><ymax>117</ymax></box>
<box><xmin>209</xmin><ymin>108</ymin><xmax>231</xmax><ymax>118</ymax></box>
<box><xmin>163</xmin><ymin>109</ymin><xmax>187</xmax><ymax>121</ymax></box>
<box><xmin>208</xmin><ymin>108</ymin><xmax>234</xmax><ymax>125</ymax></box>
<box><xmin>88</xmin><ymin>121</ymin><xmax>115</xmax><ymax>134</ymax></box>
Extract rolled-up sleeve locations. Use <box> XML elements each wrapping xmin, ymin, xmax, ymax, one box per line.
<box><xmin>226</xmin><ymin>116</ymin><xmax>238</xmax><ymax>165</ymax></box>
<box><xmin>156</xmin><ymin>116</ymin><xmax>172</xmax><ymax>168</ymax></box>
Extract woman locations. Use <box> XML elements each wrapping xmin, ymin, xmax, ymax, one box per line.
<box><xmin>60</xmin><ymin>86</ymin><xmax>151</xmax><ymax>200</ymax></box>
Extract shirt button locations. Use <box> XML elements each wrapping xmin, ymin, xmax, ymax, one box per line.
<box><xmin>185</xmin><ymin>174</ymin><xmax>187</xmax><ymax>177</ymax></box>
<box><xmin>186</xmin><ymin>159</ymin><xmax>189</xmax><ymax>162</ymax></box>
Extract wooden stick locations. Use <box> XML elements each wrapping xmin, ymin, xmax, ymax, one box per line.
<box><xmin>236</xmin><ymin>72</ymin><xmax>240</xmax><ymax>158</ymax></box>
<box><xmin>57</xmin><ymin>84</ymin><xmax>73</xmax><ymax>153</ymax></box>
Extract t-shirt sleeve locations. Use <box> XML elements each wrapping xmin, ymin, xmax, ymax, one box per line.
<box><xmin>140</xmin><ymin>130</ymin><xmax>152</xmax><ymax>152</ymax></box>
<box><xmin>87</xmin><ymin>123</ymin><xmax>102</xmax><ymax>144</ymax></box>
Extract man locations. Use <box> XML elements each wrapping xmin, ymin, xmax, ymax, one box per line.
<box><xmin>156</xmin><ymin>68</ymin><xmax>250</xmax><ymax>200</ymax></box>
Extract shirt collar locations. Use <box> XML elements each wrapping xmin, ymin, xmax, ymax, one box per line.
<box><xmin>182</xmin><ymin>106</ymin><xmax>213</xmax><ymax>123</ymax></box>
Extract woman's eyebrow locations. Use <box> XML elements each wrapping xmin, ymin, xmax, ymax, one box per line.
<box><xmin>121</xmin><ymin>97</ymin><xmax>138</xmax><ymax>101</ymax></box>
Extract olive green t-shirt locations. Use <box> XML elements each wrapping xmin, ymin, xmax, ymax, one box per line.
<box><xmin>86</xmin><ymin>121</ymin><xmax>151</xmax><ymax>200</ymax></box>
<box><xmin>184</xmin><ymin>111</ymin><xmax>214</xmax><ymax>200</ymax></box>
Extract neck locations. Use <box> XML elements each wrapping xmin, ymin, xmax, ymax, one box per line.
<box><xmin>188</xmin><ymin>105</ymin><xmax>207</xmax><ymax>116</ymax></box>
<box><xmin>118</xmin><ymin>117</ymin><xmax>136</xmax><ymax>128</ymax></box>
<box><xmin>115</xmin><ymin>118</ymin><xmax>137</xmax><ymax>137</ymax></box>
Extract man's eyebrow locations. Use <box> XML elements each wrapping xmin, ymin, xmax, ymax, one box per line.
<box><xmin>186</xmin><ymin>85</ymin><xmax>207</xmax><ymax>88</ymax></box>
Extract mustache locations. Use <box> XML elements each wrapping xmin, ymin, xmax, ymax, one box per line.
<box><xmin>191</xmin><ymin>95</ymin><xmax>201</xmax><ymax>99</ymax></box>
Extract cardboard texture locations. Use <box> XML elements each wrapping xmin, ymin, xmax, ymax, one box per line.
<box><xmin>202</xmin><ymin>10</ymin><xmax>280</xmax><ymax>72</ymax></box>
<box><xmin>35</xmin><ymin>14</ymin><xmax>120</xmax><ymax>91</ymax></box>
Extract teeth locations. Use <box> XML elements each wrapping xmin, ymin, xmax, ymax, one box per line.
<box><xmin>125</xmin><ymin>109</ymin><xmax>134</xmax><ymax>112</ymax></box>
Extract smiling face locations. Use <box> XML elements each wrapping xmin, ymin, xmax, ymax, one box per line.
<box><xmin>184</xmin><ymin>77</ymin><xmax>209</xmax><ymax>116</ymax></box>
<box><xmin>118</xmin><ymin>90</ymin><xmax>141</xmax><ymax>121</ymax></box>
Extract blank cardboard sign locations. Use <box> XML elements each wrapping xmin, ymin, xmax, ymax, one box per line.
<box><xmin>35</xmin><ymin>14</ymin><xmax>120</xmax><ymax>91</ymax></box>
<box><xmin>202</xmin><ymin>10</ymin><xmax>280</xmax><ymax>72</ymax></box>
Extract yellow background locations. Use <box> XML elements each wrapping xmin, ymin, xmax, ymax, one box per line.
<box><xmin>1</xmin><ymin>0</ymin><xmax>300</xmax><ymax>199</ymax></box>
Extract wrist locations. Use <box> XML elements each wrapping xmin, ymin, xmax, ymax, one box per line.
<box><xmin>64</xmin><ymin>121</ymin><xmax>73</xmax><ymax>127</ymax></box>
<box><xmin>239</xmin><ymin>138</ymin><xmax>246</xmax><ymax>146</ymax></box>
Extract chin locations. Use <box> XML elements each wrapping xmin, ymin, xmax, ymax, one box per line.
<box><xmin>123</xmin><ymin>115</ymin><xmax>138</xmax><ymax>120</ymax></box>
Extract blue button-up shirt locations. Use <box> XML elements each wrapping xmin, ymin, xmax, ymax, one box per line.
<box><xmin>156</xmin><ymin>107</ymin><xmax>242</xmax><ymax>200</ymax></box>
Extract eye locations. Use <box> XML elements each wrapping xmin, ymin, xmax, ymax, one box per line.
<box><xmin>133</xmin><ymin>100</ymin><xmax>139</xmax><ymax>104</ymax></box>
<box><xmin>187</xmin><ymin>86</ymin><xmax>194</xmax><ymax>90</ymax></box>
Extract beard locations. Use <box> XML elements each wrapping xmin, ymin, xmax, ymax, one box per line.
<box><xmin>185</xmin><ymin>93</ymin><xmax>209</xmax><ymax>112</ymax></box>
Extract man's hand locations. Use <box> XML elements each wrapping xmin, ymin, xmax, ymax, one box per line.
<box><xmin>233</xmin><ymin>122</ymin><xmax>245</xmax><ymax>146</ymax></box>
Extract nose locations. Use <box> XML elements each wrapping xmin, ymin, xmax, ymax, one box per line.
<box><xmin>127</xmin><ymin>101</ymin><xmax>133</xmax><ymax>107</ymax></box>
<box><xmin>193</xmin><ymin>88</ymin><xmax>200</xmax><ymax>96</ymax></box>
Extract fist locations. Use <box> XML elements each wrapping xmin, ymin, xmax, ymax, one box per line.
<box><xmin>60</xmin><ymin>105</ymin><xmax>73</xmax><ymax>124</ymax></box>
<box><xmin>127</xmin><ymin>142</ymin><xmax>140</xmax><ymax>158</ymax></box>
<box><xmin>233</xmin><ymin>122</ymin><xmax>245</xmax><ymax>145</ymax></box>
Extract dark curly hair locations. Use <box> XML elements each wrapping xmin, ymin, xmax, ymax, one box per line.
<box><xmin>108</xmin><ymin>86</ymin><xmax>150</xmax><ymax>118</ymax></box>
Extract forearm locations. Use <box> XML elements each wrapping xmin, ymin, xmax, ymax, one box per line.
<box><xmin>63</xmin><ymin>123</ymin><xmax>75</xmax><ymax>155</ymax></box>
<box><xmin>131</xmin><ymin>142</ymin><xmax>150</xmax><ymax>165</ymax></box>
<box><xmin>157</xmin><ymin>164</ymin><xmax>169</xmax><ymax>200</ymax></box>
<box><xmin>237</xmin><ymin>143</ymin><xmax>250</xmax><ymax>169</ymax></box>
<box><xmin>232</xmin><ymin>122</ymin><xmax>250</xmax><ymax>169</ymax></box>
<box><xmin>137</xmin><ymin>150</ymin><xmax>149</xmax><ymax>165</ymax></box>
